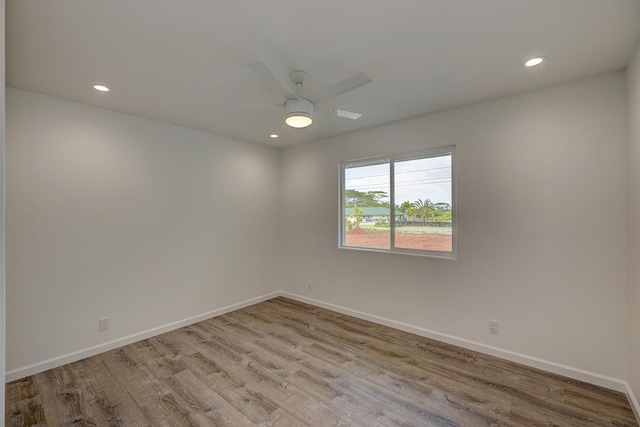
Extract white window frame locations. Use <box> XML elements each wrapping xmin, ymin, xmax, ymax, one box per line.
<box><xmin>339</xmin><ymin>146</ymin><xmax>456</xmax><ymax>259</ymax></box>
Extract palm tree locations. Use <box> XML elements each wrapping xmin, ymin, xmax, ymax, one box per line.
<box><xmin>414</xmin><ymin>198</ymin><xmax>436</xmax><ymax>222</ymax></box>
<box><xmin>399</xmin><ymin>201</ymin><xmax>417</xmax><ymax>222</ymax></box>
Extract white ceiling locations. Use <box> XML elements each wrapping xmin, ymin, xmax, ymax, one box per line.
<box><xmin>7</xmin><ymin>0</ymin><xmax>640</xmax><ymax>147</ymax></box>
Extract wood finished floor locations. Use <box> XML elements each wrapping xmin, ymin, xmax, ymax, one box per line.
<box><xmin>5</xmin><ymin>297</ymin><xmax>638</xmax><ymax>426</ymax></box>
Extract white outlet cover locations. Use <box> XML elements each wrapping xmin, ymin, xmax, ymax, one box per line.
<box><xmin>99</xmin><ymin>317</ymin><xmax>109</xmax><ymax>331</ymax></box>
<box><xmin>489</xmin><ymin>320</ymin><xmax>499</xmax><ymax>334</ymax></box>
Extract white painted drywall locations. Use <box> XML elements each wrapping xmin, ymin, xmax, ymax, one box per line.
<box><xmin>628</xmin><ymin>40</ymin><xmax>640</xmax><ymax>403</ymax></box>
<box><xmin>4</xmin><ymin>69</ymin><xmax>633</xmax><ymax>391</ymax></box>
<box><xmin>1</xmin><ymin>0</ymin><xmax>6</xmax><ymax>419</ymax></box>
<box><xmin>5</xmin><ymin>88</ymin><xmax>280</xmax><ymax>372</ymax></box>
<box><xmin>280</xmin><ymin>72</ymin><xmax>628</xmax><ymax>379</ymax></box>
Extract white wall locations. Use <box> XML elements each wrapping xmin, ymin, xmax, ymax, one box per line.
<box><xmin>280</xmin><ymin>72</ymin><xmax>629</xmax><ymax>380</ymax></box>
<box><xmin>3</xmin><ymin>69</ymin><xmax>632</xmax><ymax>394</ymax></box>
<box><xmin>628</xmin><ymin>41</ymin><xmax>640</xmax><ymax>403</ymax></box>
<box><xmin>1</xmin><ymin>0</ymin><xmax>6</xmax><ymax>419</ymax></box>
<box><xmin>5</xmin><ymin>88</ymin><xmax>280</xmax><ymax>374</ymax></box>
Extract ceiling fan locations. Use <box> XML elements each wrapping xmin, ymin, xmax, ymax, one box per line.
<box><xmin>247</xmin><ymin>60</ymin><xmax>371</xmax><ymax>129</ymax></box>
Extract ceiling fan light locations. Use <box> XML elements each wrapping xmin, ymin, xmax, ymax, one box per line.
<box><xmin>285</xmin><ymin>113</ymin><xmax>313</xmax><ymax>128</ymax></box>
<box><xmin>285</xmin><ymin>98</ymin><xmax>314</xmax><ymax>129</ymax></box>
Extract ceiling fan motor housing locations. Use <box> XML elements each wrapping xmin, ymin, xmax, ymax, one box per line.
<box><xmin>285</xmin><ymin>98</ymin><xmax>314</xmax><ymax>128</ymax></box>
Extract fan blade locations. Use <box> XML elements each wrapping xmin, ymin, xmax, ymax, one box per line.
<box><xmin>247</xmin><ymin>60</ymin><xmax>298</xmax><ymax>101</ymax></box>
<box><xmin>323</xmin><ymin>72</ymin><xmax>371</xmax><ymax>99</ymax></box>
<box><xmin>226</xmin><ymin>101</ymin><xmax>283</xmax><ymax>110</ymax></box>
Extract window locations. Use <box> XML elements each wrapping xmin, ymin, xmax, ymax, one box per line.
<box><xmin>340</xmin><ymin>147</ymin><xmax>455</xmax><ymax>258</ymax></box>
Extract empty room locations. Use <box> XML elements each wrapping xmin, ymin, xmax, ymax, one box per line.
<box><xmin>3</xmin><ymin>0</ymin><xmax>640</xmax><ymax>425</ymax></box>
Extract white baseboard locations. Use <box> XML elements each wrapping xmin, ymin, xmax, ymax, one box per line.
<box><xmin>281</xmin><ymin>291</ymin><xmax>629</xmax><ymax>393</ymax></box>
<box><xmin>5</xmin><ymin>290</ymin><xmax>633</xmax><ymax>404</ymax></box>
<box><xmin>5</xmin><ymin>291</ymin><xmax>280</xmax><ymax>382</ymax></box>
<box><xmin>625</xmin><ymin>382</ymin><xmax>640</xmax><ymax>422</ymax></box>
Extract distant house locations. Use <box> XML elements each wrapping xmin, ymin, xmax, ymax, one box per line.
<box><xmin>345</xmin><ymin>207</ymin><xmax>404</xmax><ymax>223</ymax></box>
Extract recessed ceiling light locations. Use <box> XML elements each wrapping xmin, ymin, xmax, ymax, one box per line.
<box><xmin>524</xmin><ymin>57</ymin><xmax>545</xmax><ymax>68</ymax></box>
<box><xmin>270</xmin><ymin>134</ymin><xmax>278</xmax><ymax>138</ymax></box>
<box><xmin>93</xmin><ymin>84</ymin><xmax>110</xmax><ymax>92</ymax></box>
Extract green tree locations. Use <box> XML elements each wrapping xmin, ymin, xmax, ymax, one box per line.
<box><xmin>433</xmin><ymin>202</ymin><xmax>451</xmax><ymax>212</ymax></box>
<box><xmin>346</xmin><ymin>205</ymin><xmax>364</xmax><ymax>231</ymax></box>
<box><xmin>345</xmin><ymin>190</ymin><xmax>389</xmax><ymax>208</ymax></box>
<box><xmin>399</xmin><ymin>201</ymin><xmax>417</xmax><ymax>222</ymax></box>
<box><xmin>414</xmin><ymin>198</ymin><xmax>436</xmax><ymax>222</ymax></box>
<box><xmin>434</xmin><ymin>211</ymin><xmax>452</xmax><ymax>222</ymax></box>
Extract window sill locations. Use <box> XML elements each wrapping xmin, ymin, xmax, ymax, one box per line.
<box><xmin>338</xmin><ymin>244</ymin><xmax>457</xmax><ymax>260</ymax></box>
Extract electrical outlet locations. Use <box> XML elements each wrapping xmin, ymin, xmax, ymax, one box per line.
<box><xmin>308</xmin><ymin>281</ymin><xmax>312</xmax><ymax>290</ymax></box>
<box><xmin>99</xmin><ymin>317</ymin><xmax>109</xmax><ymax>331</ymax></box>
<box><xmin>489</xmin><ymin>320</ymin><xmax>499</xmax><ymax>335</ymax></box>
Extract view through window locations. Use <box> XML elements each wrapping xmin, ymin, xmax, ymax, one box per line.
<box><xmin>341</xmin><ymin>148</ymin><xmax>454</xmax><ymax>257</ymax></box>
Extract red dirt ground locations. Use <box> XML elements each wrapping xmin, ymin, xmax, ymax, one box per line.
<box><xmin>345</xmin><ymin>227</ymin><xmax>452</xmax><ymax>251</ymax></box>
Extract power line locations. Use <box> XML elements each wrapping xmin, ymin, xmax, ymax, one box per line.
<box><xmin>346</xmin><ymin>166</ymin><xmax>452</xmax><ymax>180</ymax></box>
<box><xmin>347</xmin><ymin>178</ymin><xmax>451</xmax><ymax>191</ymax></box>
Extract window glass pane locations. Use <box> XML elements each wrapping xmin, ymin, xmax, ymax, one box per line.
<box><xmin>344</xmin><ymin>162</ymin><xmax>390</xmax><ymax>249</ymax></box>
<box><xmin>394</xmin><ymin>154</ymin><xmax>452</xmax><ymax>252</ymax></box>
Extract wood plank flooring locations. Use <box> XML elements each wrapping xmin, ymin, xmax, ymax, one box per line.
<box><xmin>5</xmin><ymin>297</ymin><xmax>638</xmax><ymax>426</ymax></box>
